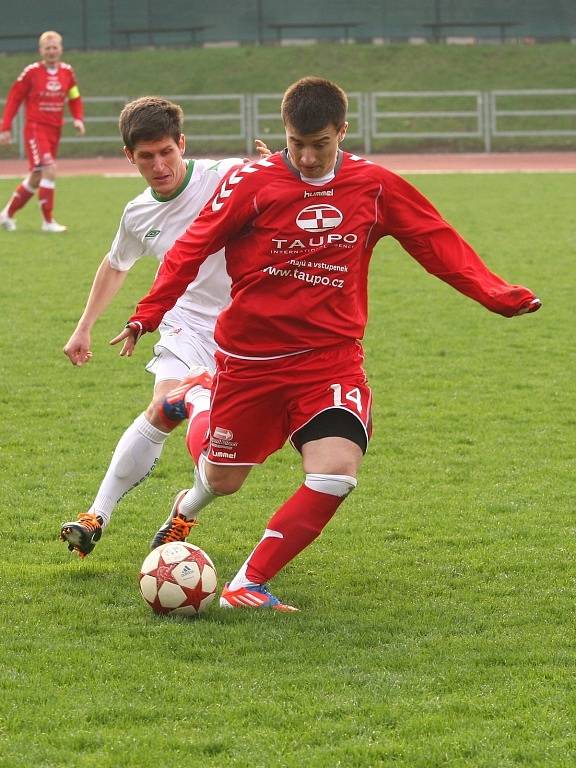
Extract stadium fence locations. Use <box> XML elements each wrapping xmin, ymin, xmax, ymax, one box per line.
<box><xmin>2</xmin><ymin>89</ymin><xmax>576</xmax><ymax>156</ymax></box>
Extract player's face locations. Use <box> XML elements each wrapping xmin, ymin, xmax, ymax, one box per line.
<box><xmin>39</xmin><ymin>37</ymin><xmax>63</xmax><ymax>66</ymax></box>
<box><xmin>285</xmin><ymin>121</ymin><xmax>347</xmax><ymax>179</ymax></box>
<box><xmin>125</xmin><ymin>135</ymin><xmax>187</xmax><ymax>196</ymax></box>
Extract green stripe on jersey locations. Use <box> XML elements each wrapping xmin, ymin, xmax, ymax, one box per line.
<box><xmin>151</xmin><ymin>160</ymin><xmax>194</xmax><ymax>202</ymax></box>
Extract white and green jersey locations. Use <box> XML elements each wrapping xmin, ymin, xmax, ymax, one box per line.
<box><xmin>107</xmin><ymin>158</ymin><xmax>241</xmax><ymax>338</ymax></box>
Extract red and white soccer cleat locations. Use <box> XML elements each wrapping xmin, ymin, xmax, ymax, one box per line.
<box><xmin>219</xmin><ymin>582</ymin><xmax>299</xmax><ymax>612</ymax></box>
<box><xmin>161</xmin><ymin>365</ymin><xmax>213</xmax><ymax>423</ymax></box>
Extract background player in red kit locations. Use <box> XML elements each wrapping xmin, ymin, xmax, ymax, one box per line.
<box><xmin>113</xmin><ymin>77</ymin><xmax>541</xmax><ymax>612</ymax></box>
<box><xmin>0</xmin><ymin>30</ymin><xmax>85</xmax><ymax>233</ymax></box>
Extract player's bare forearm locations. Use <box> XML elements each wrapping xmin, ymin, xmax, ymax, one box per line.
<box><xmin>64</xmin><ymin>258</ymin><xmax>127</xmax><ymax>364</ymax></box>
<box><xmin>75</xmin><ymin>258</ymin><xmax>127</xmax><ymax>330</ymax></box>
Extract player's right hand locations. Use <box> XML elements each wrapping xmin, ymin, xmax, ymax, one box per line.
<box><xmin>63</xmin><ymin>330</ymin><xmax>93</xmax><ymax>366</ymax></box>
<box><xmin>0</xmin><ymin>130</ymin><xmax>12</xmax><ymax>145</ymax></box>
<box><xmin>109</xmin><ymin>322</ymin><xmax>143</xmax><ymax>357</ymax></box>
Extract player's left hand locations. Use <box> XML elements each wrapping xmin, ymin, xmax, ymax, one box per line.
<box><xmin>254</xmin><ymin>139</ymin><xmax>271</xmax><ymax>158</ymax></box>
<box><xmin>109</xmin><ymin>322</ymin><xmax>142</xmax><ymax>357</ymax></box>
<box><xmin>515</xmin><ymin>297</ymin><xmax>541</xmax><ymax>315</ymax></box>
<box><xmin>73</xmin><ymin>119</ymin><xmax>86</xmax><ymax>136</ymax></box>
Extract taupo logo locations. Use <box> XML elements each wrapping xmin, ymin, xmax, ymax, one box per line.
<box><xmin>296</xmin><ymin>204</ymin><xmax>343</xmax><ymax>233</ymax></box>
<box><xmin>46</xmin><ymin>80</ymin><xmax>62</xmax><ymax>92</ymax></box>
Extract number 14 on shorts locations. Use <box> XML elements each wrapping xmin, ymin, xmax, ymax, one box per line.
<box><xmin>330</xmin><ymin>383</ymin><xmax>364</xmax><ymax>414</ymax></box>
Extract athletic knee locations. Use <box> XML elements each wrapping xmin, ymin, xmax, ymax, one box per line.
<box><xmin>42</xmin><ymin>165</ymin><xmax>56</xmax><ymax>182</ymax></box>
<box><xmin>204</xmin><ymin>464</ymin><xmax>249</xmax><ymax>496</ymax></box>
<box><xmin>206</xmin><ymin>475</ymin><xmax>243</xmax><ymax>496</ymax></box>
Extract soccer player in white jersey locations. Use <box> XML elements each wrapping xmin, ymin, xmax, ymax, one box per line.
<box><xmin>114</xmin><ymin>79</ymin><xmax>541</xmax><ymax>611</ymax></box>
<box><xmin>60</xmin><ymin>96</ymin><xmax>268</xmax><ymax>558</ymax></box>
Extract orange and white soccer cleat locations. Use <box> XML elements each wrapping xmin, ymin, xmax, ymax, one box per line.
<box><xmin>60</xmin><ymin>512</ymin><xmax>103</xmax><ymax>558</ymax></box>
<box><xmin>150</xmin><ymin>490</ymin><xmax>198</xmax><ymax>550</ymax></box>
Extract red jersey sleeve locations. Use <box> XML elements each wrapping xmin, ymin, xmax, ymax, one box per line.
<box><xmin>1</xmin><ymin>70</ymin><xmax>29</xmax><ymax>131</ymax></box>
<box><xmin>67</xmin><ymin>68</ymin><xmax>84</xmax><ymax>121</ymax></box>
<box><xmin>380</xmin><ymin>169</ymin><xmax>539</xmax><ymax>317</ymax></box>
<box><xmin>128</xmin><ymin>163</ymin><xmax>258</xmax><ymax>332</ymax></box>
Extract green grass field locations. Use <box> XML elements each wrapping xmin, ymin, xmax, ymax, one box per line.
<box><xmin>1</xmin><ymin>170</ymin><xmax>575</xmax><ymax>767</ymax></box>
<box><xmin>2</xmin><ymin>43</ymin><xmax>575</xmax><ymax>96</ymax></box>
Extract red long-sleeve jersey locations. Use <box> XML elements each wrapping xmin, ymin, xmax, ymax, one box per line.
<box><xmin>1</xmin><ymin>61</ymin><xmax>83</xmax><ymax>131</ymax></box>
<box><xmin>129</xmin><ymin>150</ymin><xmax>539</xmax><ymax>359</ymax></box>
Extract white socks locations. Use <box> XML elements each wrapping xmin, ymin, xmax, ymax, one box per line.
<box><xmin>89</xmin><ymin>413</ymin><xmax>169</xmax><ymax>526</ymax></box>
<box><xmin>178</xmin><ymin>454</ymin><xmax>218</xmax><ymax>520</ymax></box>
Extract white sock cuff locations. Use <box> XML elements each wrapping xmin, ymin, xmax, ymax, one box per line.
<box><xmin>39</xmin><ymin>178</ymin><xmax>55</xmax><ymax>189</ymax></box>
<box><xmin>134</xmin><ymin>413</ymin><xmax>170</xmax><ymax>444</ymax></box>
<box><xmin>23</xmin><ymin>178</ymin><xmax>35</xmax><ymax>193</ymax></box>
<box><xmin>184</xmin><ymin>389</ymin><xmax>210</xmax><ymax>414</ymax></box>
<box><xmin>197</xmin><ymin>453</ymin><xmax>216</xmax><ymax>495</ymax></box>
<box><xmin>304</xmin><ymin>473</ymin><xmax>357</xmax><ymax>497</ymax></box>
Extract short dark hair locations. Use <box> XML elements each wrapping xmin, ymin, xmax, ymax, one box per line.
<box><xmin>119</xmin><ymin>96</ymin><xmax>184</xmax><ymax>150</ymax></box>
<box><xmin>281</xmin><ymin>77</ymin><xmax>348</xmax><ymax>134</ymax></box>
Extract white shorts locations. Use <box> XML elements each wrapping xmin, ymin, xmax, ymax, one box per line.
<box><xmin>145</xmin><ymin>311</ymin><xmax>217</xmax><ymax>384</ymax></box>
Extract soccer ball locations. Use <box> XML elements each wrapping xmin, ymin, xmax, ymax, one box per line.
<box><xmin>139</xmin><ymin>542</ymin><xmax>217</xmax><ymax>616</ymax></box>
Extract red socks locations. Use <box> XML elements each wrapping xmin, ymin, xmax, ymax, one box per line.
<box><xmin>7</xmin><ymin>184</ymin><xmax>34</xmax><ymax>217</ymax></box>
<box><xmin>245</xmin><ymin>484</ymin><xmax>344</xmax><ymax>584</ymax></box>
<box><xmin>38</xmin><ymin>184</ymin><xmax>55</xmax><ymax>223</ymax></box>
<box><xmin>186</xmin><ymin>411</ymin><xmax>210</xmax><ymax>465</ymax></box>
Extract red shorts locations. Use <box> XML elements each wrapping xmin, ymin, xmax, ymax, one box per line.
<box><xmin>24</xmin><ymin>123</ymin><xmax>61</xmax><ymax>171</ymax></box>
<box><xmin>206</xmin><ymin>341</ymin><xmax>372</xmax><ymax>465</ymax></box>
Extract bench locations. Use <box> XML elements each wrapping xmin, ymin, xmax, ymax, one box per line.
<box><xmin>113</xmin><ymin>25</ymin><xmax>210</xmax><ymax>48</ymax></box>
<box><xmin>267</xmin><ymin>22</ymin><xmax>358</xmax><ymax>44</ymax></box>
<box><xmin>422</xmin><ymin>21</ymin><xmax>517</xmax><ymax>43</ymax></box>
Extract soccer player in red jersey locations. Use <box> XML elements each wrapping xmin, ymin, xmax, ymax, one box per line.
<box><xmin>0</xmin><ymin>31</ymin><xmax>85</xmax><ymax>233</ymax></box>
<box><xmin>112</xmin><ymin>77</ymin><xmax>541</xmax><ymax>612</ymax></box>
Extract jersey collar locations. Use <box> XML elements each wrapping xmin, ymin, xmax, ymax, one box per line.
<box><xmin>151</xmin><ymin>160</ymin><xmax>194</xmax><ymax>202</ymax></box>
<box><xmin>281</xmin><ymin>148</ymin><xmax>344</xmax><ymax>182</ymax></box>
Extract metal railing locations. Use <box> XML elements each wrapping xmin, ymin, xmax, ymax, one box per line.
<box><xmin>489</xmin><ymin>89</ymin><xmax>576</xmax><ymax>151</ymax></box>
<box><xmin>367</xmin><ymin>90</ymin><xmax>487</xmax><ymax>153</ymax></box>
<box><xmin>2</xmin><ymin>89</ymin><xmax>576</xmax><ymax>158</ymax></box>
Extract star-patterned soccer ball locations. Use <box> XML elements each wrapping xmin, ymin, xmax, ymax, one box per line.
<box><xmin>139</xmin><ymin>542</ymin><xmax>217</xmax><ymax>616</ymax></box>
